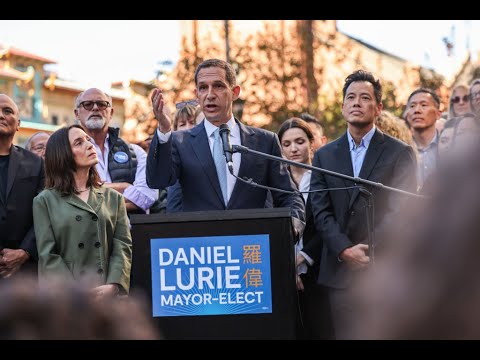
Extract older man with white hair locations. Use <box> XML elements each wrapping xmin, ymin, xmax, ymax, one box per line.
<box><xmin>74</xmin><ymin>88</ymin><xmax>158</xmax><ymax>214</ymax></box>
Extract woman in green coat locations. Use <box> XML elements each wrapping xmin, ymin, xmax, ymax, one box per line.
<box><xmin>33</xmin><ymin>125</ymin><xmax>132</xmax><ymax>299</ymax></box>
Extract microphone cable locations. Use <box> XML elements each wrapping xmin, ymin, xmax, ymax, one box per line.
<box><xmin>230</xmin><ymin>170</ymin><xmax>362</xmax><ymax>196</ymax></box>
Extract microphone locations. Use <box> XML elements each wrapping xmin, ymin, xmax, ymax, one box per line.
<box><xmin>219</xmin><ymin>124</ymin><xmax>234</xmax><ymax>174</ymax></box>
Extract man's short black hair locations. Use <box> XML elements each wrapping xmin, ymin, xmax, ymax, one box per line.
<box><xmin>407</xmin><ymin>88</ymin><xmax>441</xmax><ymax>109</ymax></box>
<box><xmin>343</xmin><ymin>70</ymin><xmax>382</xmax><ymax>104</ymax></box>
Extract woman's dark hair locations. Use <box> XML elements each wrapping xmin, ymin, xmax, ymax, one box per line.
<box><xmin>45</xmin><ymin>125</ymin><xmax>101</xmax><ymax>196</ymax></box>
<box><xmin>277</xmin><ymin>117</ymin><xmax>314</xmax><ymax>144</ymax></box>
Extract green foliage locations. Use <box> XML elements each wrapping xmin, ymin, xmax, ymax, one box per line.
<box><xmin>165</xmin><ymin>20</ymin><xmax>423</xmax><ymax>141</ymax></box>
<box><xmin>469</xmin><ymin>66</ymin><xmax>480</xmax><ymax>82</ymax></box>
<box><xmin>318</xmin><ymin>97</ymin><xmax>345</xmax><ymax>140</ymax></box>
<box><xmin>382</xmin><ymin>80</ymin><xmax>404</xmax><ymax>118</ymax></box>
<box><xmin>240</xmin><ymin>22</ymin><xmax>305</xmax><ymax>130</ymax></box>
<box><xmin>419</xmin><ymin>68</ymin><xmax>444</xmax><ymax>91</ymax></box>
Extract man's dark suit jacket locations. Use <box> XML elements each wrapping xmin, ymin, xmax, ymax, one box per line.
<box><xmin>146</xmin><ymin>119</ymin><xmax>305</xmax><ymax>220</ymax></box>
<box><xmin>166</xmin><ymin>181</ymin><xmax>183</xmax><ymax>213</ymax></box>
<box><xmin>301</xmin><ymin>197</ymin><xmax>323</xmax><ymax>273</ymax></box>
<box><xmin>309</xmin><ymin>129</ymin><xmax>417</xmax><ymax>289</ymax></box>
<box><xmin>0</xmin><ymin>146</ymin><xmax>44</xmax><ymax>269</ymax></box>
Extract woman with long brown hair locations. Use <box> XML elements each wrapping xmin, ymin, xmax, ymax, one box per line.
<box><xmin>33</xmin><ymin>125</ymin><xmax>132</xmax><ymax>299</ymax></box>
<box><xmin>278</xmin><ymin>117</ymin><xmax>333</xmax><ymax>339</ymax></box>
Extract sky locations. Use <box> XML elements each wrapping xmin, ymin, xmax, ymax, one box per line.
<box><xmin>0</xmin><ymin>20</ymin><xmax>477</xmax><ymax>89</ymax></box>
<box><xmin>337</xmin><ymin>20</ymin><xmax>477</xmax><ymax>79</ymax></box>
<box><xmin>0</xmin><ymin>20</ymin><xmax>181</xmax><ymax>89</ymax></box>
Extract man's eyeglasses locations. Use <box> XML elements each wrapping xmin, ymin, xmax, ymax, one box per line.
<box><xmin>175</xmin><ymin>100</ymin><xmax>198</xmax><ymax>109</ymax></box>
<box><xmin>451</xmin><ymin>95</ymin><xmax>470</xmax><ymax>104</ymax></box>
<box><xmin>32</xmin><ymin>145</ymin><xmax>46</xmax><ymax>152</ymax></box>
<box><xmin>470</xmin><ymin>91</ymin><xmax>480</xmax><ymax>100</ymax></box>
<box><xmin>78</xmin><ymin>100</ymin><xmax>111</xmax><ymax>111</ymax></box>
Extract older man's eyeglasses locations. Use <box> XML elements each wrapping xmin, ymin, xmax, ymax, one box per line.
<box><xmin>32</xmin><ymin>144</ymin><xmax>46</xmax><ymax>152</ymax></box>
<box><xmin>451</xmin><ymin>95</ymin><xmax>470</xmax><ymax>104</ymax></box>
<box><xmin>78</xmin><ymin>100</ymin><xmax>111</xmax><ymax>111</ymax></box>
<box><xmin>175</xmin><ymin>100</ymin><xmax>198</xmax><ymax>109</ymax></box>
<box><xmin>470</xmin><ymin>92</ymin><xmax>480</xmax><ymax>100</ymax></box>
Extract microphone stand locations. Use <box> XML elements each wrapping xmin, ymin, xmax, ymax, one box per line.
<box><xmin>231</xmin><ymin>144</ymin><xmax>424</xmax><ymax>264</ymax></box>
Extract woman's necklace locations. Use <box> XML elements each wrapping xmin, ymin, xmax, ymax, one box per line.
<box><xmin>76</xmin><ymin>187</ymin><xmax>89</xmax><ymax>193</ymax></box>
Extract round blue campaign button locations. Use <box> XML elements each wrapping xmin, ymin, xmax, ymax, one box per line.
<box><xmin>113</xmin><ymin>151</ymin><xmax>129</xmax><ymax>163</ymax></box>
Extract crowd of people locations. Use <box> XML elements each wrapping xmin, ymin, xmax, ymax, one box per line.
<box><xmin>0</xmin><ymin>58</ymin><xmax>479</xmax><ymax>339</ymax></box>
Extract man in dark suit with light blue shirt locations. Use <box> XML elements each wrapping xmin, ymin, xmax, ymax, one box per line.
<box><xmin>146</xmin><ymin>59</ymin><xmax>304</xmax><ymax>226</ymax></box>
<box><xmin>304</xmin><ymin>70</ymin><xmax>417</xmax><ymax>339</ymax></box>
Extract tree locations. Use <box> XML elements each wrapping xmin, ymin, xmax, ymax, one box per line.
<box><xmin>470</xmin><ymin>66</ymin><xmax>480</xmax><ymax>82</ymax></box>
<box><xmin>419</xmin><ymin>68</ymin><xmax>444</xmax><ymax>91</ymax></box>
<box><xmin>235</xmin><ymin>22</ymin><xmax>306</xmax><ymax>130</ymax></box>
<box><xmin>297</xmin><ymin>20</ymin><xmax>319</xmax><ymax>117</ymax></box>
<box><xmin>164</xmin><ymin>20</ymin><xmax>436</xmax><ymax>138</ymax></box>
<box><xmin>382</xmin><ymin>80</ymin><xmax>403</xmax><ymax>118</ymax></box>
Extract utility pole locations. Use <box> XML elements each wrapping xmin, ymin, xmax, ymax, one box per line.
<box><xmin>224</xmin><ymin>20</ymin><xmax>230</xmax><ymax>63</ymax></box>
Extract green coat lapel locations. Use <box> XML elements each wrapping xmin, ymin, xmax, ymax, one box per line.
<box><xmin>66</xmin><ymin>187</ymin><xmax>105</xmax><ymax>214</ymax></box>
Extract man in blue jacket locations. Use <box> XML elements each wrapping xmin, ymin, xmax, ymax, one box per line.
<box><xmin>146</xmin><ymin>59</ymin><xmax>304</xmax><ymax>226</ymax></box>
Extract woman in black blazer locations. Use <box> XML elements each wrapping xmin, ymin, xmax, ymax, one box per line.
<box><xmin>278</xmin><ymin>117</ymin><xmax>333</xmax><ymax>340</ymax></box>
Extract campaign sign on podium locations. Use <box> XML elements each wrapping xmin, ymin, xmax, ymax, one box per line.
<box><xmin>130</xmin><ymin>208</ymin><xmax>297</xmax><ymax>339</ymax></box>
<box><xmin>151</xmin><ymin>234</ymin><xmax>272</xmax><ymax>317</ymax></box>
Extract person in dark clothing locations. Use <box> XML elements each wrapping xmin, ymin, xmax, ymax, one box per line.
<box><xmin>146</xmin><ymin>59</ymin><xmax>305</xmax><ymax>230</ymax></box>
<box><xmin>0</xmin><ymin>94</ymin><xmax>44</xmax><ymax>279</ymax></box>
<box><xmin>278</xmin><ymin>117</ymin><xmax>333</xmax><ymax>339</ymax></box>
<box><xmin>307</xmin><ymin>70</ymin><xmax>417</xmax><ymax>339</ymax></box>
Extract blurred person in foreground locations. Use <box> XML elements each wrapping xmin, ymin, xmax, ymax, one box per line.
<box><xmin>0</xmin><ymin>94</ymin><xmax>44</xmax><ymax>280</ymax></box>
<box><xmin>0</xmin><ymin>276</ymin><xmax>160</xmax><ymax>339</ymax></box>
<box><xmin>24</xmin><ymin>131</ymin><xmax>50</xmax><ymax>159</ymax></box>
<box><xmin>307</xmin><ymin>70</ymin><xmax>417</xmax><ymax>339</ymax></box>
<box><xmin>75</xmin><ymin>88</ymin><xmax>158</xmax><ymax>215</ymax></box>
<box><xmin>146</xmin><ymin>58</ymin><xmax>305</xmax><ymax>228</ymax></box>
<box><xmin>33</xmin><ymin>125</ymin><xmax>132</xmax><ymax>299</ymax></box>
<box><xmin>352</xmin><ymin>140</ymin><xmax>480</xmax><ymax>339</ymax></box>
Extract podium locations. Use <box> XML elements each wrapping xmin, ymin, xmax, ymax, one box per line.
<box><xmin>130</xmin><ymin>208</ymin><xmax>297</xmax><ymax>340</ymax></box>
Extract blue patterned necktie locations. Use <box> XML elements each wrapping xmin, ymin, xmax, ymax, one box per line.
<box><xmin>213</xmin><ymin>128</ymin><xmax>228</xmax><ymax>206</ymax></box>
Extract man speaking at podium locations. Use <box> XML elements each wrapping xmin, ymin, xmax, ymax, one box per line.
<box><xmin>146</xmin><ymin>59</ymin><xmax>304</xmax><ymax>228</ymax></box>
<box><xmin>306</xmin><ymin>70</ymin><xmax>417</xmax><ymax>339</ymax></box>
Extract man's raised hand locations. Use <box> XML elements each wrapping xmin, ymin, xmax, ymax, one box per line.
<box><xmin>151</xmin><ymin>88</ymin><xmax>172</xmax><ymax>134</ymax></box>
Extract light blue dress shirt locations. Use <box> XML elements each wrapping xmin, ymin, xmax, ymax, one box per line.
<box><xmin>347</xmin><ymin>126</ymin><xmax>376</xmax><ymax>177</ymax></box>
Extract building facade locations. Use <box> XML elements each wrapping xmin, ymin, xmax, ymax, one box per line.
<box><xmin>0</xmin><ymin>44</ymin><xmax>126</xmax><ymax>146</ymax></box>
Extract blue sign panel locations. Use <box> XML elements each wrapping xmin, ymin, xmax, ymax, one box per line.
<box><xmin>151</xmin><ymin>234</ymin><xmax>272</xmax><ymax>317</ymax></box>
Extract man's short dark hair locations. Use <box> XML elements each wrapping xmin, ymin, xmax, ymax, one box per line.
<box><xmin>299</xmin><ymin>112</ymin><xmax>326</xmax><ymax>135</ymax></box>
<box><xmin>407</xmin><ymin>88</ymin><xmax>441</xmax><ymax>109</ymax></box>
<box><xmin>194</xmin><ymin>59</ymin><xmax>237</xmax><ymax>88</ymax></box>
<box><xmin>343</xmin><ymin>70</ymin><xmax>382</xmax><ymax>104</ymax></box>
